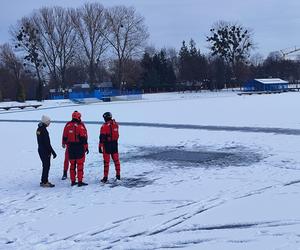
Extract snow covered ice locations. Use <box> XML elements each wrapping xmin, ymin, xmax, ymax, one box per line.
<box><xmin>1</xmin><ymin>91</ymin><xmax>300</xmax><ymax>250</ymax></box>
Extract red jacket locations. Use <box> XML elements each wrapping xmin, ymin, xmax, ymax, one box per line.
<box><xmin>63</xmin><ymin>120</ymin><xmax>88</xmax><ymax>159</ymax></box>
<box><xmin>99</xmin><ymin>119</ymin><xmax>119</xmax><ymax>154</ymax></box>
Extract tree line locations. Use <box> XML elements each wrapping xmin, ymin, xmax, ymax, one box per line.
<box><xmin>0</xmin><ymin>3</ymin><xmax>299</xmax><ymax>102</ymax></box>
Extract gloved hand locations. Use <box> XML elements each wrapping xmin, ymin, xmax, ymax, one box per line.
<box><xmin>86</xmin><ymin>149</ymin><xmax>89</xmax><ymax>154</ymax></box>
<box><xmin>52</xmin><ymin>151</ymin><xmax>57</xmax><ymax>159</ymax></box>
<box><xmin>99</xmin><ymin>147</ymin><xmax>103</xmax><ymax>154</ymax></box>
<box><xmin>62</xmin><ymin>144</ymin><xmax>66</xmax><ymax>149</ymax></box>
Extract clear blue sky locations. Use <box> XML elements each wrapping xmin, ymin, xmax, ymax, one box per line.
<box><xmin>1</xmin><ymin>0</ymin><xmax>300</xmax><ymax>57</ymax></box>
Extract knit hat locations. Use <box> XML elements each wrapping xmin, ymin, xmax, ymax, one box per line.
<box><xmin>41</xmin><ymin>115</ymin><xmax>51</xmax><ymax>126</ymax></box>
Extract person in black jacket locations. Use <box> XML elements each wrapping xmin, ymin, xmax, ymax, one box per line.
<box><xmin>36</xmin><ymin>115</ymin><xmax>57</xmax><ymax>187</ymax></box>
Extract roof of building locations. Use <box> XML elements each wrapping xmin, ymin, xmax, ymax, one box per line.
<box><xmin>96</xmin><ymin>82</ymin><xmax>113</xmax><ymax>88</ymax></box>
<box><xmin>73</xmin><ymin>83</ymin><xmax>90</xmax><ymax>89</ymax></box>
<box><xmin>254</xmin><ymin>78</ymin><xmax>288</xmax><ymax>84</ymax></box>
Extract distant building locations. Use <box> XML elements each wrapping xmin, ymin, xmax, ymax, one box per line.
<box><xmin>243</xmin><ymin>78</ymin><xmax>289</xmax><ymax>92</ymax></box>
<box><xmin>69</xmin><ymin>83</ymin><xmax>91</xmax><ymax>99</ymax></box>
<box><xmin>95</xmin><ymin>81</ymin><xmax>113</xmax><ymax>91</ymax></box>
<box><xmin>49</xmin><ymin>81</ymin><xmax>141</xmax><ymax>100</ymax></box>
<box><xmin>71</xmin><ymin>83</ymin><xmax>90</xmax><ymax>91</ymax></box>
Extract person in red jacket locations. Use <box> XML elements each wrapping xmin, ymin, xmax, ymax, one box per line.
<box><xmin>61</xmin><ymin>115</ymin><xmax>73</xmax><ymax>180</ymax></box>
<box><xmin>99</xmin><ymin>112</ymin><xmax>121</xmax><ymax>183</ymax></box>
<box><xmin>61</xmin><ymin>143</ymin><xmax>69</xmax><ymax>180</ymax></box>
<box><xmin>62</xmin><ymin>111</ymin><xmax>89</xmax><ymax>187</ymax></box>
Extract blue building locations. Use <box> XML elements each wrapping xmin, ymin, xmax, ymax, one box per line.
<box><xmin>243</xmin><ymin>78</ymin><xmax>289</xmax><ymax>92</ymax></box>
<box><xmin>49</xmin><ymin>82</ymin><xmax>143</xmax><ymax>101</ymax></box>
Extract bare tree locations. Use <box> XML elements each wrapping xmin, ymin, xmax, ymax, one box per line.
<box><xmin>0</xmin><ymin>43</ymin><xmax>26</xmax><ymax>101</ymax></box>
<box><xmin>250</xmin><ymin>53</ymin><xmax>264</xmax><ymax>67</ymax></box>
<box><xmin>31</xmin><ymin>6</ymin><xmax>77</xmax><ymax>88</ymax></box>
<box><xmin>105</xmin><ymin>6</ymin><xmax>149</xmax><ymax>87</ymax></box>
<box><xmin>10</xmin><ymin>17</ymin><xmax>46</xmax><ymax>100</ymax></box>
<box><xmin>70</xmin><ymin>3</ymin><xmax>109</xmax><ymax>85</ymax></box>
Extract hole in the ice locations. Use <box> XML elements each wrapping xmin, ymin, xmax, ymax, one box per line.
<box><xmin>132</xmin><ymin>147</ymin><xmax>262</xmax><ymax>168</ymax></box>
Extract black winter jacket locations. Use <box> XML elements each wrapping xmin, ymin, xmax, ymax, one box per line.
<box><xmin>36</xmin><ymin>122</ymin><xmax>55</xmax><ymax>156</ymax></box>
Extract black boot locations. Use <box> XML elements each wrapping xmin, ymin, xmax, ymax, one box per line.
<box><xmin>116</xmin><ymin>175</ymin><xmax>121</xmax><ymax>180</ymax></box>
<box><xmin>71</xmin><ymin>181</ymin><xmax>77</xmax><ymax>186</ymax></box>
<box><xmin>101</xmin><ymin>176</ymin><xmax>108</xmax><ymax>183</ymax></box>
<box><xmin>62</xmin><ymin>170</ymin><xmax>67</xmax><ymax>180</ymax></box>
<box><xmin>78</xmin><ymin>181</ymin><xmax>88</xmax><ymax>187</ymax></box>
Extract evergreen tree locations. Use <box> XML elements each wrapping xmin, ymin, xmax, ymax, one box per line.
<box><xmin>189</xmin><ymin>39</ymin><xmax>203</xmax><ymax>84</ymax></box>
<box><xmin>141</xmin><ymin>52</ymin><xmax>158</xmax><ymax>91</ymax></box>
<box><xmin>178</xmin><ymin>41</ymin><xmax>190</xmax><ymax>82</ymax></box>
<box><xmin>140</xmin><ymin>50</ymin><xmax>176</xmax><ymax>92</ymax></box>
<box><xmin>158</xmin><ymin>50</ymin><xmax>176</xmax><ymax>90</ymax></box>
<box><xmin>16</xmin><ymin>83</ymin><xmax>26</xmax><ymax>102</ymax></box>
<box><xmin>211</xmin><ymin>57</ymin><xmax>227</xmax><ymax>89</ymax></box>
<box><xmin>178</xmin><ymin>39</ymin><xmax>208</xmax><ymax>90</ymax></box>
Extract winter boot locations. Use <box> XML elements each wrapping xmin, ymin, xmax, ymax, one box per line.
<box><xmin>116</xmin><ymin>175</ymin><xmax>121</xmax><ymax>180</ymax></box>
<box><xmin>71</xmin><ymin>181</ymin><xmax>78</xmax><ymax>186</ymax></box>
<box><xmin>78</xmin><ymin>181</ymin><xmax>88</xmax><ymax>187</ymax></box>
<box><xmin>40</xmin><ymin>182</ymin><xmax>55</xmax><ymax>188</ymax></box>
<box><xmin>62</xmin><ymin>170</ymin><xmax>67</xmax><ymax>180</ymax></box>
<box><xmin>101</xmin><ymin>176</ymin><xmax>108</xmax><ymax>183</ymax></box>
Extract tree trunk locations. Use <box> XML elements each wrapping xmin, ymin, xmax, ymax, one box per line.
<box><xmin>35</xmin><ymin>64</ymin><xmax>43</xmax><ymax>101</ymax></box>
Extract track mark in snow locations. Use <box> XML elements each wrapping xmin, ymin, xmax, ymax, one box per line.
<box><xmin>171</xmin><ymin>220</ymin><xmax>300</xmax><ymax>233</ymax></box>
<box><xmin>235</xmin><ymin>185</ymin><xmax>273</xmax><ymax>199</ymax></box>
<box><xmin>53</xmin><ymin>224</ymin><xmax>121</xmax><ymax>245</ymax></box>
<box><xmin>148</xmin><ymin>207</ymin><xmax>209</xmax><ymax>236</ymax></box>
<box><xmin>0</xmin><ymin>237</ymin><xmax>15</xmax><ymax>245</ymax></box>
<box><xmin>138</xmin><ymin>199</ymin><xmax>226</xmax><ymax>238</ymax></box>
<box><xmin>91</xmin><ymin>226</ymin><xmax>120</xmax><ymax>236</ymax></box>
<box><xmin>284</xmin><ymin>180</ymin><xmax>300</xmax><ymax>186</ymax></box>
<box><xmin>184</xmin><ymin>222</ymin><xmax>265</xmax><ymax>231</ymax></box>
<box><xmin>128</xmin><ymin>231</ymin><xmax>148</xmax><ymax>238</ymax></box>
<box><xmin>31</xmin><ymin>207</ymin><xmax>45</xmax><ymax>212</ymax></box>
<box><xmin>25</xmin><ymin>194</ymin><xmax>37</xmax><ymax>201</ymax></box>
<box><xmin>228</xmin><ymin>239</ymin><xmax>254</xmax><ymax>243</ymax></box>
<box><xmin>166</xmin><ymin>238</ymin><xmax>215</xmax><ymax>248</ymax></box>
<box><xmin>159</xmin><ymin>213</ymin><xmax>189</xmax><ymax>227</ymax></box>
<box><xmin>45</xmin><ymin>232</ymin><xmax>83</xmax><ymax>245</ymax></box>
<box><xmin>236</xmin><ymin>179</ymin><xmax>300</xmax><ymax>201</ymax></box>
<box><xmin>175</xmin><ymin>201</ymin><xmax>198</xmax><ymax>209</ymax></box>
<box><xmin>113</xmin><ymin>215</ymin><xmax>142</xmax><ymax>224</ymax></box>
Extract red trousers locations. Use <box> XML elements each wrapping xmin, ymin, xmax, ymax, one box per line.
<box><xmin>70</xmin><ymin>156</ymin><xmax>85</xmax><ymax>182</ymax></box>
<box><xmin>64</xmin><ymin>147</ymin><xmax>69</xmax><ymax>171</ymax></box>
<box><xmin>103</xmin><ymin>153</ymin><xmax>120</xmax><ymax>177</ymax></box>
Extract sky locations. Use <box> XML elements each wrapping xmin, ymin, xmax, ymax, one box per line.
<box><xmin>1</xmin><ymin>0</ymin><xmax>300</xmax><ymax>57</ymax></box>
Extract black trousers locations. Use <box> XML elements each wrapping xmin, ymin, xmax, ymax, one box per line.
<box><xmin>39</xmin><ymin>150</ymin><xmax>51</xmax><ymax>184</ymax></box>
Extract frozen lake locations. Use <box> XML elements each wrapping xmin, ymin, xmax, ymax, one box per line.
<box><xmin>1</xmin><ymin>91</ymin><xmax>300</xmax><ymax>250</ymax></box>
